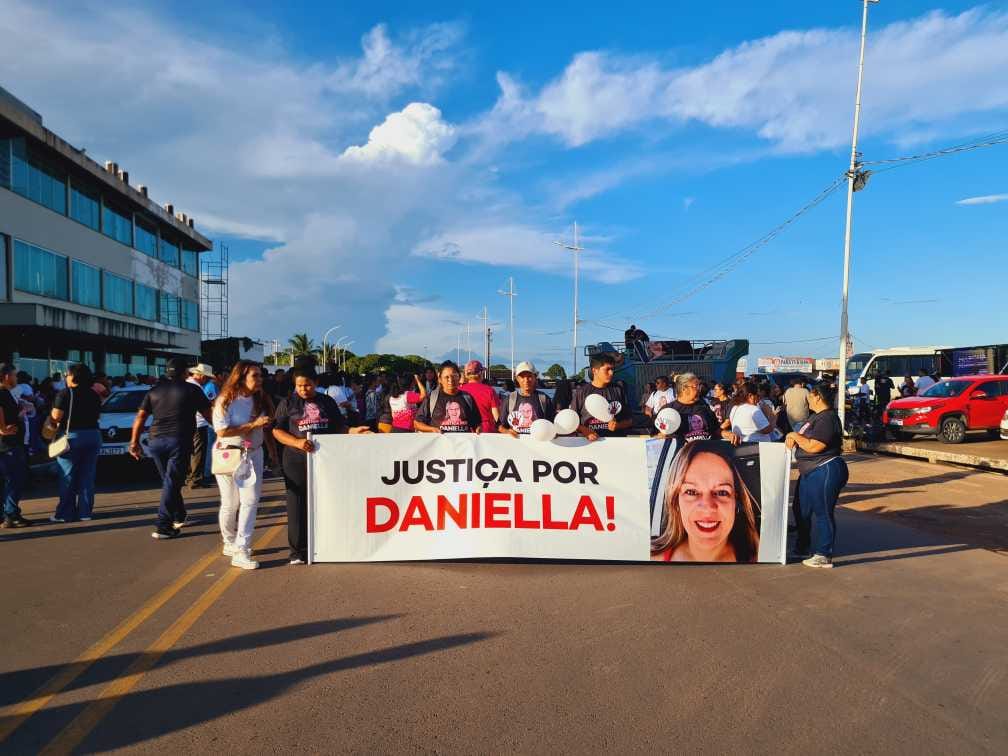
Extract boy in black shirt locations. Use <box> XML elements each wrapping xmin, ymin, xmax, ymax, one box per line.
<box><xmin>570</xmin><ymin>354</ymin><xmax>633</xmax><ymax>441</ymax></box>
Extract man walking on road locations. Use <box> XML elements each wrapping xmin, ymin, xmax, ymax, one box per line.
<box><xmin>185</xmin><ymin>363</ymin><xmax>217</xmax><ymax>489</ymax></box>
<box><xmin>129</xmin><ymin>358</ymin><xmax>212</xmax><ymax>539</ymax></box>
<box><xmin>783</xmin><ymin>377</ymin><xmax>810</xmax><ymax>431</ymax></box>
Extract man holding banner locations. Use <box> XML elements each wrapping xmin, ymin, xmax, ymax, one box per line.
<box><xmin>499</xmin><ymin>361</ymin><xmax>555</xmax><ymax>437</ymax></box>
<box><xmin>570</xmin><ymin>354</ymin><xmax>633</xmax><ymax>441</ymax></box>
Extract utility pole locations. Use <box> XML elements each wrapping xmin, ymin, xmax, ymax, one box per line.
<box><xmin>456</xmin><ymin>332</ymin><xmax>461</xmax><ymax>365</ymax></box>
<box><xmin>479</xmin><ymin>305</ymin><xmax>490</xmax><ymax>378</ymax></box>
<box><xmin>555</xmin><ymin>221</ymin><xmax>583</xmax><ymax>376</ymax></box>
<box><xmin>837</xmin><ymin>0</ymin><xmax>878</xmax><ymax>431</ymax></box>
<box><xmin>498</xmin><ymin>277</ymin><xmax>517</xmax><ymax>376</ymax></box>
<box><xmin>466</xmin><ymin>321</ymin><xmax>472</xmax><ymax>362</ymax></box>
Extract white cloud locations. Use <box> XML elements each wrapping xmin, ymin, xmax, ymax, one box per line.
<box><xmin>195</xmin><ymin>212</ymin><xmax>285</xmax><ymax>242</ymax></box>
<box><xmin>413</xmin><ymin>224</ymin><xmax>641</xmax><ymax>284</ymax></box>
<box><xmin>477</xmin><ymin>8</ymin><xmax>1008</xmax><ymax>153</ymax></box>
<box><xmin>341</xmin><ymin>103</ymin><xmax>456</xmax><ymax>165</ymax></box>
<box><xmin>955</xmin><ymin>193</ymin><xmax>1008</xmax><ymax>206</ymax></box>
<box><xmin>375</xmin><ymin>302</ymin><xmax>469</xmax><ymax>356</ymax></box>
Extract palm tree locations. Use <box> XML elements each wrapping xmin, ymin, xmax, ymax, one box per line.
<box><xmin>288</xmin><ymin>333</ymin><xmax>315</xmax><ymax>356</ymax></box>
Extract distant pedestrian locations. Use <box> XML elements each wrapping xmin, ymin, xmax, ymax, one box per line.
<box><xmin>272</xmin><ymin>367</ymin><xmax>370</xmax><ymax>564</ymax></box>
<box><xmin>460</xmin><ymin>360</ymin><xmax>500</xmax><ymax>433</ymax></box>
<box><xmin>783</xmin><ymin>377</ymin><xmax>810</xmax><ymax>431</ymax></box>
<box><xmin>49</xmin><ymin>364</ymin><xmax>103</xmax><ymax>522</ymax></box>
<box><xmin>729</xmin><ymin>381</ymin><xmax>776</xmax><ymax>443</ymax></box>
<box><xmin>644</xmin><ymin>376</ymin><xmax>675</xmax><ymax>418</ymax></box>
<box><xmin>213</xmin><ymin>361</ymin><xmax>278</xmax><ymax>570</ymax></box>
<box><xmin>1</xmin><ymin>364</ymin><xmax>32</xmax><ymax>528</ymax></box>
<box><xmin>709</xmin><ymin>382</ymin><xmax>732</xmax><ymax>429</ymax></box>
<box><xmin>186</xmin><ymin>363</ymin><xmax>218</xmax><ymax>489</ymax></box>
<box><xmin>786</xmin><ymin>384</ymin><xmax>848</xmax><ymax>569</ymax></box>
<box><xmin>875</xmin><ymin>371</ymin><xmax>894</xmax><ymax>416</ymax></box>
<box><xmin>915</xmin><ymin>370</ymin><xmax>936</xmax><ymax>395</ymax></box>
<box><xmin>378</xmin><ymin>375</ymin><xmax>427</xmax><ymax>432</ymax></box>
<box><xmin>129</xmin><ymin>358</ymin><xmax>212</xmax><ymax>540</ymax></box>
<box><xmin>900</xmin><ymin>374</ymin><xmax>916</xmax><ymax>398</ymax></box>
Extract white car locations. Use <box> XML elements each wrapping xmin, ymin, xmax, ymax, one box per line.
<box><xmin>99</xmin><ymin>386</ymin><xmax>151</xmax><ymax>457</ymax></box>
<box><xmin>1001</xmin><ymin>407</ymin><xmax>1008</xmax><ymax>441</ymax></box>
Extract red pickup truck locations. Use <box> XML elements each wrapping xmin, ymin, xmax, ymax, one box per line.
<box><xmin>883</xmin><ymin>374</ymin><xmax>1008</xmax><ymax>443</ymax></box>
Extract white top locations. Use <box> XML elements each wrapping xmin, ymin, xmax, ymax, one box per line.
<box><xmin>213</xmin><ymin>395</ymin><xmax>263</xmax><ymax>449</ymax></box>
<box><xmin>729</xmin><ymin>403</ymin><xmax>773</xmax><ymax>442</ymax></box>
<box><xmin>326</xmin><ymin>385</ymin><xmax>354</xmax><ymax>415</ymax></box>
<box><xmin>646</xmin><ymin>388</ymin><xmax>676</xmax><ymax>412</ymax></box>
<box><xmin>188</xmin><ymin>377</ymin><xmax>218</xmax><ymax>428</ymax></box>
<box><xmin>915</xmin><ymin>376</ymin><xmax>936</xmax><ymax>395</ymax></box>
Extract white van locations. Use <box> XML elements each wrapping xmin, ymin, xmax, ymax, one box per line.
<box><xmin>844</xmin><ymin>346</ymin><xmax>949</xmax><ymax>399</ymax></box>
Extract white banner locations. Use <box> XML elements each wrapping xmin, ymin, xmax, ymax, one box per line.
<box><xmin>309</xmin><ymin>435</ymin><xmax>789</xmax><ymax>564</ymax></box>
<box><xmin>309</xmin><ymin>434</ymin><xmax>651</xmax><ymax>562</ymax></box>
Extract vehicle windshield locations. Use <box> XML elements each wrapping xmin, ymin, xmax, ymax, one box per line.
<box><xmin>845</xmin><ymin>353</ymin><xmax>871</xmax><ymax>375</ymax></box>
<box><xmin>920</xmin><ymin>381</ymin><xmax>970</xmax><ymax>399</ymax></box>
<box><xmin>102</xmin><ymin>390</ymin><xmax>147</xmax><ymax>413</ymax></box>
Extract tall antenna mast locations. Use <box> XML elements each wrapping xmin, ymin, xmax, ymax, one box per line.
<box><xmin>498</xmin><ymin>277</ymin><xmax>517</xmax><ymax>377</ymax></box>
<box><xmin>555</xmin><ymin>222</ymin><xmax>583</xmax><ymax>376</ymax></box>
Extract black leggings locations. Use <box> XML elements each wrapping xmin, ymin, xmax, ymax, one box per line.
<box><xmin>282</xmin><ymin>452</ymin><xmax>308</xmax><ymax>560</ymax></box>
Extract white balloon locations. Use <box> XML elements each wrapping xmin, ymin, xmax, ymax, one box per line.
<box><xmin>654</xmin><ymin>407</ymin><xmax>682</xmax><ymax>435</ymax></box>
<box><xmin>529</xmin><ymin>418</ymin><xmax>557</xmax><ymax>442</ymax></box>
<box><xmin>584</xmin><ymin>393</ymin><xmax>613</xmax><ymax>422</ymax></box>
<box><xmin>553</xmin><ymin>408</ymin><xmax>580</xmax><ymax>435</ymax></box>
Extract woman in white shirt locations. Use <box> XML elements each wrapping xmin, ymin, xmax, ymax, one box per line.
<box><xmin>729</xmin><ymin>381</ymin><xmax>775</xmax><ymax>443</ymax></box>
<box><xmin>212</xmin><ymin>361</ymin><xmax>278</xmax><ymax>570</ymax></box>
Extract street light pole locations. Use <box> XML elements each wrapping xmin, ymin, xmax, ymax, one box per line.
<box><xmin>837</xmin><ymin>0</ymin><xmax>878</xmax><ymax>431</ymax></box>
<box><xmin>498</xmin><ymin>277</ymin><xmax>517</xmax><ymax>376</ymax></box>
<box><xmin>322</xmin><ymin>325</ymin><xmax>341</xmax><ymax>371</ymax></box>
<box><xmin>555</xmin><ymin>221</ymin><xmax>583</xmax><ymax>377</ymax></box>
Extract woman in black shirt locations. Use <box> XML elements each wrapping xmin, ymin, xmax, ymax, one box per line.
<box><xmin>272</xmin><ymin>367</ymin><xmax>370</xmax><ymax>564</ymax></box>
<box><xmin>49</xmin><ymin>364</ymin><xmax>103</xmax><ymax>522</ymax></box>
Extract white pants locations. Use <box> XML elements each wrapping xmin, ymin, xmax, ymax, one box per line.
<box><xmin>216</xmin><ymin>447</ymin><xmax>263</xmax><ymax>550</ymax></box>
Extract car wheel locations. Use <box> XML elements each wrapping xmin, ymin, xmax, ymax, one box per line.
<box><xmin>939</xmin><ymin>416</ymin><xmax>966</xmax><ymax>444</ymax></box>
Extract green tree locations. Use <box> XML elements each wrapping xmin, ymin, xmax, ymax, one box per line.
<box><xmin>288</xmin><ymin>333</ymin><xmax>315</xmax><ymax>356</ymax></box>
<box><xmin>545</xmin><ymin>363</ymin><xmax>567</xmax><ymax>379</ymax></box>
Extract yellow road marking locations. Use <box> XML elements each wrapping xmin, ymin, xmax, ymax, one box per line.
<box><xmin>40</xmin><ymin>524</ymin><xmax>284</xmax><ymax>756</ymax></box>
<box><xmin>0</xmin><ymin>545</ymin><xmax>222</xmax><ymax>743</ymax></box>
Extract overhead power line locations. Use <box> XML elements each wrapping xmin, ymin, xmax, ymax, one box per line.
<box><xmin>861</xmin><ymin>128</ymin><xmax>1008</xmax><ymax>172</ymax></box>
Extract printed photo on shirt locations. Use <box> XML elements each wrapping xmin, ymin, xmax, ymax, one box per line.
<box><xmin>298</xmin><ymin>400</ymin><xmax>330</xmax><ymax>434</ymax></box>
<box><xmin>439</xmin><ymin>400</ymin><xmax>470</xmax><ymax>433</ymax></box>
<box><xmin>507</xmin><ymin>400</ymin><xmax>538</xmax><ymax>434</ymax></box>
<box><xmin>646</xmin><ymin>439</ymin><xmax>789</xmax><ymax>564</ymax></box>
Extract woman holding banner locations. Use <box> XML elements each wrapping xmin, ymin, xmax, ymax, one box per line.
<box><xmin>651</xmin><ymin>440</ymin><xmax>760</xmax><ymax>563</ymax></box>
<box><xmin>273</xmin><ymin>367</ymin><xmax>370</xmax><ymax>565</ymax></box>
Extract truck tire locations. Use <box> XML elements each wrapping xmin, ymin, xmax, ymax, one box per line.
<box><xmin>939</xmin><ymin>416</ymin><xmax>966</xmax><ymax>444</ymax></box>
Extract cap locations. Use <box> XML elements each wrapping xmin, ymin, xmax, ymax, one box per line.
<box><xmin>514</xmin><ymin>361</ymin><xmax>538</xmax><ymax>376</ymax></box>
<box><xmin>464</xmin><ymin>360</ymin><xmax>484</xmax><ymax>375</ymax></box>
<box><xmin>189</xmin><ymin>363</ymin><xmax>215</xmax><ymax>378</ymax></box>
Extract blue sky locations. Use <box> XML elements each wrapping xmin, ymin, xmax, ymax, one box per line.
<box><xmin>3</xmin><ymin>1</ymin><xmax>1006</xmax><ymax>370</ymax></box>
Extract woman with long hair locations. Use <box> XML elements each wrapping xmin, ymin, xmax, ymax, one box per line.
<box><xmin>378</xmin><ymin>374</ymin><xmax>427</xmax><ymax>432</ymax></box>
<box><xmin>709</xmin><ymin>382</ymin><xmax>732</xmax><ymax>430</ymax></box>
<box><xmin>212</xmin><ymin>361</ymin><xmax>278</xmax><ymax>570</ymax></box>
<box><xmin>651</xmin><ymin>440</ymin><xmax>760</xmax><ymax>563</ymax></box>
<box><xmin>728</xmin><ymin>381</ymin><xmax>776</xmax><ymax>443</ymax></box>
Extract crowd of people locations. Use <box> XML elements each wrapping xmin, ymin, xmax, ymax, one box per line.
<box><xmin>1</xmin><ymin>352</ymin><xmax>846</xmax><ymax>569</ymax></box>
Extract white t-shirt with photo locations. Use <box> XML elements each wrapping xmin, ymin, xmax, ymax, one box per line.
<box><xmin>646</xmin><ymin>388</ymin><xmax>676</xmax><ymax>413</ymax></box>
<box><xmin>729</xmin><ymin>403</ymin><xmax>773</xmax><ymax>442</ymax></box>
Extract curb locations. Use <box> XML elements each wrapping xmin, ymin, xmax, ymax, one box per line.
<box><xmin>856</xmin><ymin>440</ymin><xmax>1008</xmax><ymax>474</ymax></box>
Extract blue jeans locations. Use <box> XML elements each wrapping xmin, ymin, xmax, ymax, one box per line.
<box><xmin>795</xmin><ymin>457</ymin><xmax>849</xmax><ymax>558</ymax></box>
<box><xmin>0</xmin><ymin>445</ymin><xmax>27</xmax><ymax>518</ymax></box>
<box><xmin>55</xmin><ymin>429</ymin><xmax>102</xmax><ymax>520</ymax></box>
<box><xmin>147</xmin><ymin>435</ymin><xmax>191</xmax><ymax>530</ymax></box>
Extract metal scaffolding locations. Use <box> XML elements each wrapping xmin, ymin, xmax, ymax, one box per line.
<box><xmin>200</xmin><ymin>242</ymin><xmax>229</xmax><ymax>341</ymax></box>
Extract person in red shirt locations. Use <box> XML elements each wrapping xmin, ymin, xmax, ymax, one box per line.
<box><xmin>459</xmin><ymin>360</ymin><xmax>500</xmax><ymax>433</ymax></box>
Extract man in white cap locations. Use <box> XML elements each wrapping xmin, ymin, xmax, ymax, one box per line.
<box><xmin>499</xmin><ymin>362</ymin><xmax>556</xmax><ymax>437</ymax></box>
<box><xmin>185</xmin><ymin>362</ymin><xmax>218</xmax><ymax>489</ymax></box>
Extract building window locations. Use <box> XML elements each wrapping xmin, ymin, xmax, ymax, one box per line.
<box><xmin>159</xmin><ymin>292</ymin><xmax>180</xmax><ymax>327</ymax></box>
<box><xmin>181</xmin><ymin>299</ymin><xmax>199</xmax><ymax>331</ymax></box>
<box><xmin>10</xmin><ymin>139</ymin><xmax>67</xmax><ymax>215</ymax></box>
<box><xmin>71</xmin><ymin>260</ymin><xmax>101</xmax><ymax>308</ymax></box>
<box><xmin>13</xmin><ymin>239</ymin><xmax>68</xmax><ymax>300</ymax></box>
<box><xmin>70</xmin><ymin>182</ymin><xmax>100</xmax><ymax>230</ymax></box>
<box><xmin>159</xmin><ymin>237</ymin><xmax>179</xmax><ymax>267</ymax></box>
<box><xmin>102</xmin><ymin>204</ymin><xmax>133</xmax><ymax>246</ymax></box>
<box><xmin>1</xmin><ymin>235</ymin><xmax>7</xmax><ymax>301</ymax></box>
<box><xmin>0</xmin><ymin>138</ymin><xmax>10</xmax><ymax>188</ymax></box>
<box><xmin>135</xmin><ymin>220</ymin><xmax>157</xmax><ymax>257</ymax></box>
<box><xmin>134</xmin><ymin>282</ymin><xmax>158</xmax><ymax>321</ymax></box>
<box><xmin>181</xmin><ymin>249</ymin><xmax>198</xmax><ymax>277</ymax></box>
<box><xmin>103</xmin><ymin>271</ymin><xmax>133</xmax><ymax>315</ymax></box>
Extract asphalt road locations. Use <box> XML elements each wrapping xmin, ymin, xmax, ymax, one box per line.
<box><xmin>1</xmin><ymin>455</ymin><xmax>1006</xmax><ymax>754</ymax></box>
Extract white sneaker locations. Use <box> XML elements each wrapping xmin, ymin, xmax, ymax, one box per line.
<box><xmin>231</xmin><ymin>548</ymin><xmax>259</xmax><ymax>570</ymax></box>
<box><xmin>49</xmin><ymin>515</ymin><xmax>66</xmax><ymax>523</ymax></box>
<box><xmin>289</xmin><ymin>557</ymin><xmax>306</xmax><ymax>566</ymax></box>
<box><xmin>222</xmin><ymin>542</ymin><xmax>237</xmax><ymax>557</ymax></box>
<box><xmin>803</xmin><ymin>554</ymin><xmax>834</xmax><ymax>569</ymax></box>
